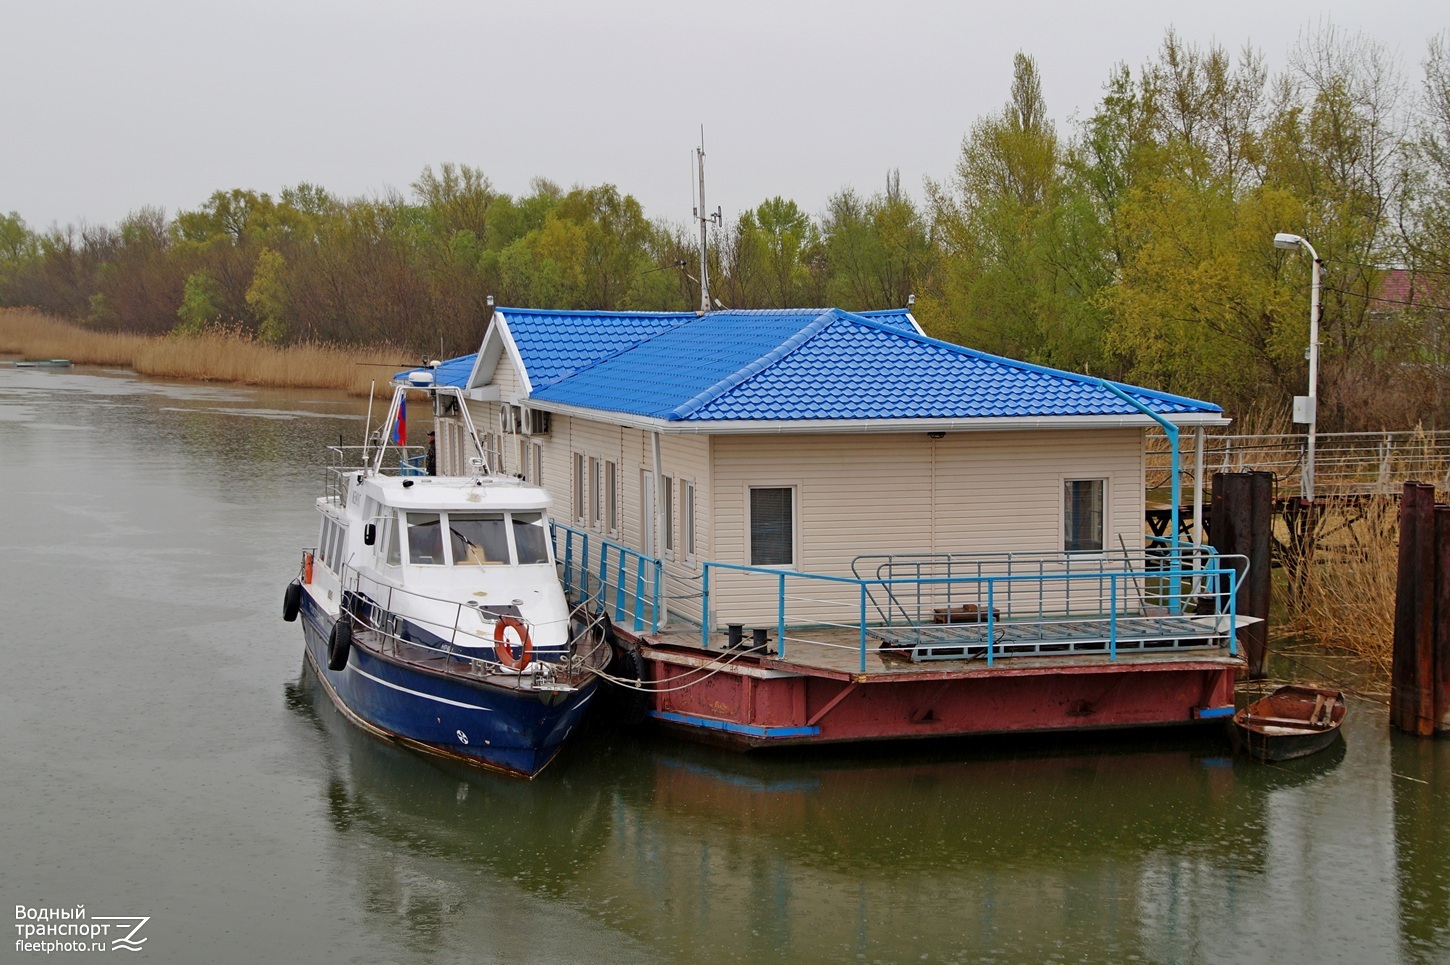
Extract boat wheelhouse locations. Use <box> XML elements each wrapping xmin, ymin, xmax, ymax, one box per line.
<box><xmin>420</xmin><ymin>305</ymin><xmax>1251</xmax><ymax>749</ymax></box>
<box><xmin>285</xmin><ymin>381</ymin><xmax>611</xmax><ymax>777</ymax></box>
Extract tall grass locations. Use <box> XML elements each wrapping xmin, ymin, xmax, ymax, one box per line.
<box><xmin>1282</xmin><ymin>495</ymin><xmax>1414</xmax><ymax>678</ymax></box>
<box><xmin>0</xmin><ymin>309</ymin><xmax>406</xmax><ymax>395</ymax></box>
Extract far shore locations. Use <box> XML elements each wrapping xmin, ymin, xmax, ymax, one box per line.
<box><xmin>0</xmin><ymin>309</ymin><xmax>409</xmax><ymax>396</ymax></box>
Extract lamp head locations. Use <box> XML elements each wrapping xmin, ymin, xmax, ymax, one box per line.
<box><xmin>1274</xmin><ymin>232</ymin><xmax>1305</xmax><ymax>250</ymax></box>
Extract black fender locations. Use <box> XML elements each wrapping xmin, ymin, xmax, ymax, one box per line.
<box><xmin>327</xmin><ymin>619</ymin><xmax>352</xmax><ymax>671</ymax></box>
<box><xmin>282</xmin><ymin>581</ymin><xmax>302</xmax><ymax>622</ymax></box>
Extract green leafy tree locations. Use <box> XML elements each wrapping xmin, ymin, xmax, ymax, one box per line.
<box><xmin>246</xmin><ymin>247</ymin><xmax>289</xmax><ymax>343</ymax></box>
<box><xmin>176</xmin><ymin>269</ymin><xmax>224</xmax><ymax>336</ymax></box>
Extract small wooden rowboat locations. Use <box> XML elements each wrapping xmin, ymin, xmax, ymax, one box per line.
<box><xmin>1233</xmin><ymin>685</ymin><xmax>1346</xmax><ymax>762</ymax></box>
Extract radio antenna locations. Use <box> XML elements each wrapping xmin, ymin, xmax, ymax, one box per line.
<box><xmin>693</xmin><ymin>127</ymin><xmax>721</xmax><ymax>314</ymax></box>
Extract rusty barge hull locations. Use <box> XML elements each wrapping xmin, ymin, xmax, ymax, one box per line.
<box><xmin>629</xmin><ymin>635</ymin><xmax>1241</xmax><ymax>750</ymax></box>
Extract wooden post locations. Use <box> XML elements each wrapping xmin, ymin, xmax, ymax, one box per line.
<box><xmin>1391</xmin><ymin>482</ymin><xmax>1437</xmax><ymax>736</ymax></box>
<box><xmin>1210</xmin><ymin>471</ymin><xmax>1273</xmax><ymax>678</ymax></box>
<box><xmin>1436</xmin><ymin>504</ymin><xmax>1450</xmax><ymax>735</ymax></box>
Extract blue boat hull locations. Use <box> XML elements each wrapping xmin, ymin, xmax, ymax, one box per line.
<box><xmin>299</xmin><ymin>592</ymin><xmax>597</xmax><ymax>777</ymax></box>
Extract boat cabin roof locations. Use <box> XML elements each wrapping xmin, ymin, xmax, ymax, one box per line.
<box><xmin>352</xmin><ymin>474</ymin><xmax>552</xmax><ymax>514</ymax></box>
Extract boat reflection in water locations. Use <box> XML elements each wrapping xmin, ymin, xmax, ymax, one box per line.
<box><xmin>289</xmin><ymin>665</ymin><xmax>1387</xmax><ymax>961</ymax></box>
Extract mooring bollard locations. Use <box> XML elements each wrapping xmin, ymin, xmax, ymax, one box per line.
<box><xmin>1391</xmin><ymin>482</ymin><xmax>1442</xmax><ymax>737</ymax></box>
<box><xmin>1436</xmin><ymin>504</ymin><xmax>1450</xmax><ymax>734</ymax></box>
<box><xmin>1210</xmin><ymin>471</ymin><xmax>1273</xmax><ymax>678</ymax></box>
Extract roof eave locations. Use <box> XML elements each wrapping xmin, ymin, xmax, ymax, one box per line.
<box><xmin>522</xmin><ymin>401</ymin><xmax>1230</xmax><ymax>434</ymax></box>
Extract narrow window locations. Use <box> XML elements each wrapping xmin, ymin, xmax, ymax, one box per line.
<box><xmin>531</xmin><ymin>442</ymin><xmax>543</xmax><ymax>486</ymax></box>
<box><xmin>589</xmin><ymin>457</ymin><xmax>601</xmax><ymax>528</ymax></box>
<box><xmin>316</xmin><ymin>519</ymin><xmax>330</xmax><ymax>564</ymax></box>
<box><xmin>685</xmin><ymin>481</ymin><xmax>696</xmax><ymax>558</ymax></box>
<box><xmin>1064</xmin><ymin>479</ymin><xmax>1106</xmax><ymax>552</ymax></box>
<box><xmin>385</xmin><ymin>515</ymin><xmax>401</xmax><ymax>566</ymax></box>
<box><xmin>605</xmin><ymin>461</ymin><xmax>618</xmax><ymax>533</ymax></box>
<box><xmin>749</xmin><ymin>487</ymin><xmax>794</xmax><ymax>566</ymax></box>
<box><xmin>573</xmin><ymin>453</ymin><xmax>585</xmax><ymax>522</ymax></box>
<box><xmin>329</xmin><ymin>521</ymin><xmax>345</xmax><ymax>568</ymax></box>
<box><xmin>663</xmin><ymin>475</ymin><xmax>674</xmax><ymax>553</ymax></box>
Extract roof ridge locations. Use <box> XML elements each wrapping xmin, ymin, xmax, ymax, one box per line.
<box><xmin>666</xmin><ymin>309</ymin><xmax>843</xmax><ymax>420</ymax></box>
<box><xmin>841</xmin><ymin>313</ymin><xmax>1219</xmax><ymax>413</ymax></box>
<box><xmin>500</xmin><ymin>306</ymin><xmax>697</xmax><ymax>320</ymax></box>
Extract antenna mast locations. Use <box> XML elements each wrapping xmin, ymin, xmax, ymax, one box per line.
<box><xmin>693</xmin><ymin>131</ymin><xmax>721</xmax><ymax>314</ymax></box>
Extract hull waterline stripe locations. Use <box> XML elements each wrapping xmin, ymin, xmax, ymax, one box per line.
<box><xmin>649</xmin><ymin>709</ymin><xmax>820</xmax><ymax>738</ymax></box>
<box><xmin>350</xmin><ymin>665</ymin><xmax>496</xmax><ymax>712</ymax></box>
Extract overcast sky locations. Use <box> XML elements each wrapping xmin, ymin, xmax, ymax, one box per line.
<box><xmin>1</xmin><ymin>0</ymin><xmax>1444</xmax><ymax>233</ymax></box>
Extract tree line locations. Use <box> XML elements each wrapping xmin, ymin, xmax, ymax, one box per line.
<box><xmin>3</xmin><ymin>25</ymin><xmax>1448</xmax><ymax>427</ymax></box>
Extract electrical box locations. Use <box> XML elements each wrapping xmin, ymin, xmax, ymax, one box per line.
<box><xmin>1292</xmin><ymin>395</ymin><xmax>1316</xmax><ymax>425</ymax></box>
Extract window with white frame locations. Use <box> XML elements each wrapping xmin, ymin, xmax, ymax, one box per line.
<box><xmin>749</xmin><ymin>486</ymin><xmax>794</xmax><ymax>566</ymax></box>
<box><xmin>684</xmin><ymin>481</ymin><xmax>696</xmax><ymax>559</ymax></box>
<box><xmin>589</xmin><ymin>457</ymin><xmax>602</xmax><ymax>529</ymax></box>
<box><xmin>605</xmin><ymin>461</ymin><xmax>618</xmax><ymax>534</ymax></box>
<box><xmin>573</xmin><ymin>452</ymin><xmax>585</xmax><ymax>522</ymax></box>
<box><xmin>1064</xmin><ymin>479</ymin><xmax>1106</xmax><ymax>552</ymax></box>
<box><xmin>530</xmin><ymin>442</ymin><xmax>543</xmax><ymax>486</ymax></box>
<box><xmin>663</xmin><ymin>475</ymin><xmax>674</xmax><ymax>554</ymax></box>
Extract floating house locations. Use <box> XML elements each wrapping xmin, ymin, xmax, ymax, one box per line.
<box><xmin>423</xmin><ymin>305</ymin><xmax>1247</xmax><ymax>747</ymax></box>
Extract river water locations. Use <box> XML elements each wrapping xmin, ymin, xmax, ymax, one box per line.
<box><xmin>1</xmin><ymin>364</ymin><xmax>1446</xmax><ymax>964</ymax></box>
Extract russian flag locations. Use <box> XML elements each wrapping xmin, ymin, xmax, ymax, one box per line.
<box><xmin>392</xmin><ymin>395</ymin><xmax>406</xmax><ymax>446</ymax></box>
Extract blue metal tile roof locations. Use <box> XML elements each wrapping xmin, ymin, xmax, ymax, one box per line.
<box><xmin>415</xmin><ymin>306</ymin><xmax>1219</xmax><ymax>423</ymax></box>
<box><xmin>499</xmin><ymin>308</ymin><xmax>697</xmax><ymax>389</ymax></box>
<box><xmin>432</xmin><ymin>353</ymin><xmax>477</xmax><ymax>389</ymax></box>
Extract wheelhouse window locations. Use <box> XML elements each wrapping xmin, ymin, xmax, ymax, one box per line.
<box><xmin>510</xmin><ymin>512</ymin><xmax>551</xmax><ymax>564</ymax></box>
<box><xmin>1064</xmin><ymin>479</ymin><xmax>1106</xmax><ymax>552</ymax></box>
<box><xmin>749</xmin><ymin>486</ymin><xmax>794</xmax><ymax>566</ymax></box>
<box><xmin>385</xmin><ymin>516</ymin><xmax>401</xmax><ymax>566</ymax></box>
<box><xmin>447</xmin><ymin>514</ymin><xmax>509</xmax><ymax>565</ymax></box>
<box><xmin>406</xmin><ymin>513</ymin><xmax>445</xmax><ymax>565</ymax></box>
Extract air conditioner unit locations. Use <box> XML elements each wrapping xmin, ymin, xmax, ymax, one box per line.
<box><xmin>520</xmin><ymin>407</ymin><xmax>551</xmax><ymax>436</ymax></box>
<box><xmin>500</xmin><ymin>405</ymin><xmax>521</xmax><ymax>434</ymax></box>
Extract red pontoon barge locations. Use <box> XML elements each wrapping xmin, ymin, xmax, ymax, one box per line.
<box><xmin>557</xmin><ymin>529</ymin><xmax>1250</xmax><ymax>749</ymax></box>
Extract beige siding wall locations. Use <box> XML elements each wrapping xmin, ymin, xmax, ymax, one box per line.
<box><xmin>707</xmin><ymin>429</ymin><xmax>1145</xmax><ymax>626</ymax></box>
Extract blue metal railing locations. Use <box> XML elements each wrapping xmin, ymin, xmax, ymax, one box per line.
<box><xmin>550</xmin><ymin>522</ymin><xmax>663</xmax><ymax>633</ymax></box>
<box><xmin>701</xmin><ymin>546</ymin><xmax>1246</xmax><ymax>674</ymax></box>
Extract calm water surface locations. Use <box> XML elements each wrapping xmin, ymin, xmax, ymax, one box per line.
<box><xmin>1</xmin><ymin>365</ymin><xmax>1446</xmax><ymax>964</ymax></box>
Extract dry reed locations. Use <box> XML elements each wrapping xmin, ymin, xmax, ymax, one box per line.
<box><xmin>0</xmin><ymin>309</ymin><xmax>404</xmax><ymax>395</ymax></box>
<box><xmin>1281</xmin><ymin>495</ymin><xmax>1406</xmax><ymax>678</ymax></box>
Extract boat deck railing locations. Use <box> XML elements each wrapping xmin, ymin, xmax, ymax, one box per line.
<box><xmin>551</xmin><ymin>522</ymin><xmax>663</xmax><ymax>633</ymax></box>
<box><xmin>694</xmin><ymin>544</ymin><xmax>1246</xmax><ymax>673</ymax></box>
<box><xmin>321</xmin><ymin>445</ymin><xmax>427</xmax><ymax>504</ymax></box>
<box><xmin>335</xmin><ymin>568</ymin><xmax>599</xmax><ymax>687</ymax></box>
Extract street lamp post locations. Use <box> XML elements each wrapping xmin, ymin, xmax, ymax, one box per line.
<box><xmin>1273</xmin><ymin>232</ymin><xmax>1322</xmax><ymax>503</ymax></box>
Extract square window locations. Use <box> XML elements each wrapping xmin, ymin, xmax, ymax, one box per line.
<box><xmin>1065</xmin><ymin>479</ymin><xmax>1105</xmax><ymax>552</ymax></box>
<box><xmin>749</xmin><ymin>487</ymin><xmax>794</xmax><ymax>566</ymax></box>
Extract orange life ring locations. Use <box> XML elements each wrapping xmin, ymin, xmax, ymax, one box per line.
<box><xmin>493</xmin><ymin>615</ymin><xmax>533</xmax><ymax>670</ymax></box>
<box><xmin>303</xmin><ymin>551</ymin><xmax>314</xmax><ymax>584</ymax></box>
